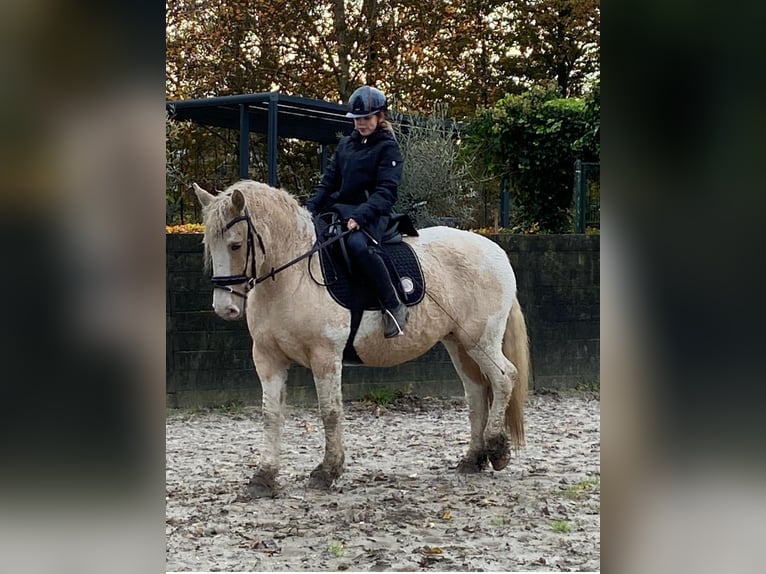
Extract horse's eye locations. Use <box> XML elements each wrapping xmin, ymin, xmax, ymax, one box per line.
<box><xmin>231</xmin><ymin>242</ymin><xmax>242</xmax><ymax>251</ymax></box>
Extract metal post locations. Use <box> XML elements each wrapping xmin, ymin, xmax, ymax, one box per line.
<box><xmin>500</xmin><ymin>176</ymin><xmax>510</xmax><ymax>228</ymax></box>
<box><xmin>320</xmin><ymin>144</ymin><xmax>329</xmax><ymax>174</ymax></box>
<box><xmin>179</xmin><ymin>184</ymin><xmax>185</xmax><ymax>224</ymax></box>
<box><xmin>573</xmin><ymin>159</ymin><xmax>585</xmax><ymax>233</ymax></box>
<box><xmin>239</xmin><ymin>103</ymin><xmax>249</xmax><ymax>179</ymax></box>
<box><xmin>267</xmin><ymin>93</ymin><xmax>279</xmax><ymax>187</ymax></box>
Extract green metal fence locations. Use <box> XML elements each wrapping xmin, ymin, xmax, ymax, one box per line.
<box><xmin>573</xmin><ymin>160</ymin><xmax>600</xmax><ymax>233</ymax></box>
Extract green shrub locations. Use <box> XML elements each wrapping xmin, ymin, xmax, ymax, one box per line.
<box><xmin>464</xmin><ymin>85</ymin><xmax>600</xmax><ymax>233</ymax></box>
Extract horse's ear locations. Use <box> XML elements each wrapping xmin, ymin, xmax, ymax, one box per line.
<box><xmin>192</xmin><ymin>183</ymin><xmax>214</xmax><ymax>207</ymax></box>
<box><xmin>232</xmin><ymin>188</ymin><xmax>245</xmax><ymax>212</ymax></box>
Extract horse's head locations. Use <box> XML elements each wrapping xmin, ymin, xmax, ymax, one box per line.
<box><xmin>193</xmin><ymin>183</ymin><xmax>254</xmax><ymax>321</ymax></box>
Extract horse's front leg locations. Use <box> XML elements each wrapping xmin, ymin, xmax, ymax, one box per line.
<box><xmin>248</xmin><ymin>350</ymin><xmax>289</xmax><ymax>498</ymax></box>
<box><xmin>308</xmin><ymin>354</ymin><xmax>345</xmax><ymax>489</ymax></box>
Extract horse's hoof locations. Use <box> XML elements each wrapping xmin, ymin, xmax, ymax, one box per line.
<box><xmin>308</xmin><ymin>466</ymin><xmax>340</xmax><ymax>490</ymax></box>
<box><xmin>485</xmin><ymin>435</ymin><xmax>511</xmax><ymax>471</ymax></box>
<box><xmin>457</xmin><ymin>453</ymin><xmax>488</xmax><ymax>473</ymax></box>
<box><xmin>489</xmin><ymin>453</ymin><xmax>510</xmax><ymax>471</ymax></box>
<box><xmin>247</xmin><ymin>470</ymin><xmax>276</xmax><ymax>498</ymax></box>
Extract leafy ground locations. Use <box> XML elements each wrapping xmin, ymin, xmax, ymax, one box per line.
<box><xmin>166</xmin><ymin>393</ymin><xmax>600</xmax><ymax>572</ymax></box>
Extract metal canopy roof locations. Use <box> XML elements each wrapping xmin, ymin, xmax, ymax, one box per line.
<box><xmin>166</xmin><ymin>93</ymin><xmax>354</xmax><ymax>185</ymax></box>
<box><xmin>167</xmin><ymin>93</ymin><xmax>353</xmax><ymax>144</ymax></box>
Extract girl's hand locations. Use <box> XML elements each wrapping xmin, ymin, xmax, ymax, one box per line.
<box><xmin>347</xmin><ymin>218</ymin><xmax>359</xmax><ymax>230</ymax></box>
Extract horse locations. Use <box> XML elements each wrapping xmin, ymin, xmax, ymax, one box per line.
<box><xmin>192</xmin><ymin>180</ymin><xmax>530</xmax><ymax>498</ymax></box>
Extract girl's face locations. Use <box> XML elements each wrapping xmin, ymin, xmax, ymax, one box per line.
<box><xmin>353</xmin><ymin>113</ymin><xmax>381</xmax><ymax>137</ymax></box>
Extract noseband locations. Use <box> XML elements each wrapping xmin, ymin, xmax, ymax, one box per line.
<box><xmin>211</xmin><ymin>208</ymin><xmax>265</xmax><ymax>299</ymax></box>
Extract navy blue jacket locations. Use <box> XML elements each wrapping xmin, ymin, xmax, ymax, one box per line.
<box><xmin>306</xmin><ymin>128</ymin><xmax>403</xmax><ymax>242</ymax></box>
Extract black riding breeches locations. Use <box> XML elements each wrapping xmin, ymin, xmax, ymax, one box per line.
<box><xmin>344</xmin><ymin>230</ymin><xmax>400</xmax><ymax>310</ymax></box>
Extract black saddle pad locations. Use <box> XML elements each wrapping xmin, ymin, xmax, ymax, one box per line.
<box><xmin>317</xmin><ymin>233</ymin><xmax>425</xmax><ymax>311</ymax></box>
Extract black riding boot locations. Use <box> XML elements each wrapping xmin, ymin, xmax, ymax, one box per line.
<box><xmin>359</xmin><ymin>250</ymin><xmax>409</xmax><ymax>338</ymax></box>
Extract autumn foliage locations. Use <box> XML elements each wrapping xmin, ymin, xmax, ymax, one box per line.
<box><xmin>166</xmin><ymin>1</ymin><xmax>600</xmax><ymax>230</ymax></box>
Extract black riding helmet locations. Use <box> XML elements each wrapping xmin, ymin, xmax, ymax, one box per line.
<box><xmin>346</xmin><ymin>85</ymin><xmax>387</xmax><ymax>118</ymax></box>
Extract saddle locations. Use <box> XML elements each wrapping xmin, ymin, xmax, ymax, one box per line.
<box><xmin>311</xmin><ymin>212</ymin><xmax>425</xmax><ymax>363</ymax></box>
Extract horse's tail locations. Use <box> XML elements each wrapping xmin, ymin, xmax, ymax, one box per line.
<box><xmin>503</xmin><ymin>297</ymin><xmax>530</xmax><ymax>449</ymax></box>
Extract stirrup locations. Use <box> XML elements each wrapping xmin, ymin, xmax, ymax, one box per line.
<box><xmin>383</xmin><ymin>304</ymin><xmax>408</xmax><ymax>338</ymax></box>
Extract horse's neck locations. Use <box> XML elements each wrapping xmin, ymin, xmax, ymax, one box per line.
<box><xmin>246</xmin><ymin>193</ymin><xmax>315</xmax><ymax>277</ymax></box>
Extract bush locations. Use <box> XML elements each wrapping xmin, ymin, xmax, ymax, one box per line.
<box><xmin>393</xmin><ymin>106</ymin><xmax>475</xmax><ymax>228</ymax></box>
<box><xmin>464</xmin><ymin>85</ymin><xmax>600</xmax><ymax>233</ymax></box>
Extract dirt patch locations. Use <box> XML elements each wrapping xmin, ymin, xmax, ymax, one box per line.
<box><xmin>166</xmin><ymin>393</ymin><xmax>600</xmax><ymax>571</ymax></box>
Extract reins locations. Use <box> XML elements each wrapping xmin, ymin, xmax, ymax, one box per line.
<box><xmin>211</xmin><ymin>208</ymin><xmax>352</xmax><ymax>299</ymax></box>
<box><xmin>253</xmin><ymin>228</ymin><xmax>353</xmax><ymax>285</ymax></box>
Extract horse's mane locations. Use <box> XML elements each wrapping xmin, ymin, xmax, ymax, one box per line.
<box><xmin>201</xmin><ymin>180</ymin><xmax>313</xmax><ymax>270</ymax></box>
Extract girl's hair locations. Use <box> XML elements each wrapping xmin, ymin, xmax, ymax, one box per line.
<box><xmin>377</xmin><ymin>113</ymin><xmax>394</xmax><ymax>133</ymax></box>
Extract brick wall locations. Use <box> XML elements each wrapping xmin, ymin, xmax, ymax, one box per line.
<box><xmin>166</xmin><ymin>234</ymin><xmax>599</xmax><ymax>407</ymax></box>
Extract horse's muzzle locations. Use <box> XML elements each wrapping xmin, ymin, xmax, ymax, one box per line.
<box><xmin>214</xmin><ymin>302</ymin><xmax>242</xmax><ymax>321</ymax></box>
<box><xmin>212</xmin><ymin>288</ymin><xmax>244</xmax><ymax>321</ymax></box>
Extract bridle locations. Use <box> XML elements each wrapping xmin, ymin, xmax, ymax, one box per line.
<box><xmin>210</xmin><ymin>208</ymin><xmax>266</xmax><ymax>299</ymax></box>
<box><xmin>210</xmin><ymin>208</ymin><xmax>352</xmax><ymax>300</ymax></box>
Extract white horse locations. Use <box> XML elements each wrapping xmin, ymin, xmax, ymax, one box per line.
<box><xmin>193</xmin><ymin>180</ymin><xmax>530</xmax><ymax>497</ymax></box>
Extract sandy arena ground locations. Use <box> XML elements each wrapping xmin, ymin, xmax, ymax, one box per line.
<box><xmin>166</xmin><ymin>392</ymin><xmax>600</xmax><ymax>572</ymax></box>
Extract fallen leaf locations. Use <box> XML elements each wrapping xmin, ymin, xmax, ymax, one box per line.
<box><xmin>422</xmin><ymin>546</ymin><xmax>443</xmax><ymax>555</ymax></box>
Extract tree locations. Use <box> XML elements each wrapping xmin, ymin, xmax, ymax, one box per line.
<box><xmin>166</xmin><ymin>0</ymin><xmax>600</xmax><ymax>111</ymax></box>
<box><xmin>503</xmin><ymin>0</ymin><xmax>600</xmax><ymax>97</ymax></box>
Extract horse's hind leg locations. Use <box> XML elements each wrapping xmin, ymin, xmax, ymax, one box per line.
<box><xmin>443</xmin><ymin>337</ymin><xmax>490</xmax><ymax>473</ymax></box>
<box><xmin>464</xmin><ymin>334</ymin><xmax>518</xmax><ymax>472</ymax></box>
<box><xmin>308</xmin><ymin>353</ymin><xmax>345</xmax><ymax>489</ymax></box>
